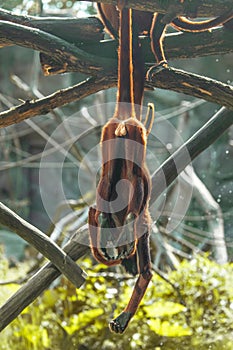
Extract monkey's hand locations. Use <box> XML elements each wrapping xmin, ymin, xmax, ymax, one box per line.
<box><xmin>109</xmin><ymin>311</ymin><xmax>133</xmax><ymax>334</ymax></box>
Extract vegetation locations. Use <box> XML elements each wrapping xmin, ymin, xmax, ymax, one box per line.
<box><xmin>1</xmin><ymin>254</ymin><xmax>233</xmax><ymax>349</ymax></box>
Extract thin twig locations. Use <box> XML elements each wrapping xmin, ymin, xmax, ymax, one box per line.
<box><xmin>0</xmin><ymin>76</ymin><xmax>115</xmax><ymax>128</ymax></box>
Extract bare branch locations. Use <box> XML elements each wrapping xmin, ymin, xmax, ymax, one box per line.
<box><xmin>79</xmin><ymin>0</ymin><xmax>233</xmax><ymax>17</ymax></box>
<box><xmin>0</xmin><ymin>76</ymin><xmax>115</xmax><ymax>128</ymax></box>
<box><xmin>144</xmin><ymin>28</ymin><xmax>233</xmax><ymax>60</ymax></box>
<box><xmin>1</xmin><ymin>66</ymin><xmax>232</xmax><ymax>129</ymax></box>
<box><xmin>0</xmin><ymin>226</ymin><xmax>89</xmax><ymax>332</ymax></box>
<box><xmin>0</xmin><ymin>202</ymin><xmax>86</xmax><ymax>288</ymax></box>
<box><xmin>86</xmin><ymin>27</ymin><xmax>233</xmax><ymax>62</ymax></box>
<box><xmin>0</xmin><ymin>21</ymin><xmax>115</xmax><ymax>74</ymax></box>
<box><xmin>38</xmin><ymin>27</ymin><xmax>233</xmax><ymax>75</ymax></box>
<box><xmin>0</xmin><ymin>8</ymin><xmax>104</xmax><ymax>45</ymax></box>
<box><xmin>147</xmin><ymin>66</ymin><xmax>233</xmax><ymax>110</ymax></box>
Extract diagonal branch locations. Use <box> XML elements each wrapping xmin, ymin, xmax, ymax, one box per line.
<box><xmin>0</xmin><ymin>226</ymin><xmax>89</xmax><ymax>332</ymax></box>
<box><xmin>147</xmin><ymin>66</ymin><xmax>233</xmax><ymax>109</ymax></box>
<box><xmin>1</xmin><ymin>9</ymin><xmax>232</xmax><ymax>61</ymax></box>
<box><xmin>87</xmin><ymin>27</ymin><xmax>233</xmax><ymax>62</ymax></box>
<box><xmin>0</xmin><ymin>20</ymin><xmax>115</xmax><ymax>74</ymax></box>
<box><xmin>0</xmin><ymin>67</ymin><xmax>232</xmax><ymax>129</ymax></box>
<box><xmin>0</xmin><ymin>76</ymin><xmax>116</xmax><ymax>128</ymax></box>
<box><xmin>150</xmin><ymin>107</ymin><xmax>233</xmax><ymax>203</ymax></box>
<box><xmin>0</xmin><ymin>8</ymin><xmax>104</xmax><ymax>45</ymax></box>
<box><xmin>0</xmin><ymin>202</ymin><xmax>86</xmax><ymax>288</ymax></box>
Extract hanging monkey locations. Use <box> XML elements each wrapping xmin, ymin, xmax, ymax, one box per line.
<box><xmin>88</xmin><ymin>1</ymin><xmax>233</xmax><ymax>334</ymax></box>
<box><xmin>97</xmin><ymin>3</ymin><xmax>233</xmax><ymax>67</ymax></box>
<box><xmin>88</xmin><ymin>3</ymin><xmax>154</xmax><ymax>334</ymax></box>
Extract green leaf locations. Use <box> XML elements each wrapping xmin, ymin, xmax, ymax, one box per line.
<box><xmin>143</xmin><ymin>301</ymin><xmax>186</xmax><ymax>318</ymax></box>
<box><xmin>149</xmin><ymin>319</ymin><xmax>192</xmax><ymax>337</ymax></box>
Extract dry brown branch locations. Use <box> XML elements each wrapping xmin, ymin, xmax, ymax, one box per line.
<box><xmin>0</xmin><ymin>76</ymin><xmax>115</xmax><ymax>128</ymax></box>
<box><xmin>0</xmin><ymin>8</ymin><xmax>104</xmax><ymax>46</ymax></box>
<box><xmin>0</xmin><ymin>21</ymin><xmax>115</xmax><ymax>74</ymax></box>
<box><xmin>0</xmin><ymin>67</ymin><xmax>232</xmax><ymax>129</ymax></box>
<box><xmin>150</xmin><ymin>107</ymin><xmax>233</xmax><ymax>202</ymax></box>
<box><xmin>147</xmin><ymin>66</ymin><xmax>233</xmax><ymax>109</ymax></box>
<box><xmin>1</xmin><ymin>11</ymin><xmax>232</xmax><ymax>60</ymax></box>
<box><xmin>0</xmin><ymin>226</ymin><xmax>89</xmax><ymax>332</ymax></box>
<box><xmin>0</xmin><ymin>202</ymin><xmax>86</xmax><ymax>288</ymax></box>
<box><xmin>79</xmin><ymin>0</ymin><xmax>233</xmax><ymax>17</ymax></box>
<box><xmin>86</xmin><ymin>27</ymin><xmax>233</xmax><ymax>62</ymax></box>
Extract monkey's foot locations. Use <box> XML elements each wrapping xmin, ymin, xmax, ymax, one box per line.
<box><xmin>146</xmin><ymin>61</ymin><xmax>168</xmax><ymax>81</ymax></box>
<box><xmin>109</xmin><ymin>311</ymin><xmax>132</xmax><ymax>334</ymax></box>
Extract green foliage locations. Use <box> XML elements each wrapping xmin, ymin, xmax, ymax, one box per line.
<box><xmin>1</xmin><ymin>255</ymin><xmax>233</xmax><ymax>349</ymax></box>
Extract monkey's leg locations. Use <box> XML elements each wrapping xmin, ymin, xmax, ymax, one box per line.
<box><xmin>109</xmin><ymin>231</ymin><xmax>152</xmax><ymax>333</ymax></box>
<box><xmin>150</xmin><ymin>13</ymin><xmax>167</xmax><ymax>66</ymax></box>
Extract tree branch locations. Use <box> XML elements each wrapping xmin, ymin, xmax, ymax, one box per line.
<box><xmin>0</xmin><ymin>10</ymin><xmax>232</xmax><ymax>67</ymax></box>
<box><xmin>0</xmin><ymin>202</ymin><xmax>86</xmax><ymax>288</ymax></box>
<box><xmin>38</xmin><ymin>26</ymin><xmax>233</xmax><ymax>75</ymax></box>
<box><xmin>1</xmin><ymin>67</ymin><xmax>232</xmax><ymax>129</ymax></box>
<box><xmin>142</xmin><ymin>28</ymin><xmax>233</xmax><ymax>60</ymax></box>
<box><xmin>147</xmin><ymin>66</ymin><xmax>233</xmax><ymax>109</ymax></box>
<box><xmin>0</xmin><ymin>76</ymin><xmax>116</xmax><ymax>128</ymax></box>
<box><xmin>0</xmin><ymin>226</ymin><xmax>89</xmax><ymax>332</ymax></box>
<box><xmin>0</xmin><ymin>21</ymin><xmax>115</xmax><ymax>75</ymax></box>
<box><xmin>0</xmin><ymin>8</ymin><xmax>104</xmax><ymax>46</ymax></box>
<box><xmin>79</xmin><ymin>0</ymin><xmax>233</xmax><ymax>17</ymax></box>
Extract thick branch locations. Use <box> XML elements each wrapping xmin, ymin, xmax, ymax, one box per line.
<box><xmin>0</xmin><ymin>226</ymin><xmax>89</xmax><ymax>332</ymax></box>
<box><xmin>0</xmin><ymin>21</ymin><xmax>115</xmax><ymax>74</ymax></box>
<box><xmin>84</xmin><ymin>27</ymin><xmax>233</xmax><ymax>61</ymax></box>
<box><xmin>143</xmin><ymin>28</ymin><xmax>233</xmax><ymax>60</ymax></box>
<box><xmin>147</xmin><ymin>66</ymin><xmax>233</xmax><ymax>109</ymax></box>
<box><xmin>0</xmin><ymin>9</ymin><xmax>232</xmax><ymax>61</ymax></box>
<box><xmin>0</xmin><ymin>8</ymin><xmax>104</xmax><ymax>46</ymax></box>
<box><xmin>0</xmin><ymin>67</ymin><xmax>232</xmax><ymax>129</ymax></box>
<box><xmin>0</xmin><ymin>202</ymin><xmax>86</xmax><ymax>288</ymax></box>
<box><xmin>38</xmin><ymin>26</ymin><xmax>233</xmax><ymax>74</ymax></box>
<box><xmin>80</xmin><ymin>0</ymin><xmax>233</xmax><ymax>17</ymax></box>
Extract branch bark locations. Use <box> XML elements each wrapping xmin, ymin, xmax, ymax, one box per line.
<box><xmin>147</xmin><ymin>66</ymin><xmax>233</xmax><ymax>109</ymax></box>
<box><xmin>79</xmin><ymin>0</ymin><xmax>233</xmax><ymax>17</ymax></box>
<box><xmin>0</xmin><ymin>202</ymin><xmax>86</xmax><ymax>288</ymax></box>
<box><xmin>0</xmin><ymin>76</ymin><xmax>116</xmax><ymax>128</ymax></box>
<box><xmin>0</xmin><ymin>21</ymin><xmax>115</xmax><ymax>75</ymax></box>
<box><xmin>0</xmin><ymin>10</ymin><xmax>232</xmax><ymax>71</ymax></box>
<box><xmin>38</xmin><ymin>26</ymin><xmax>233</xmax><ymax>74</ymax></box>
<box><xmin>1</xmin><ymin>67</ymin><xmax>232</xmax><ymax>129</ymax></box>
<box><xmin>0</xmin><ymin>8</ymin><xmax>104</xmax><ymax>46</ymax></box>
<box><xmin>0</xmin><ymin>226</ymin><xmax>89</xmax><ymax>332</ymax></box>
